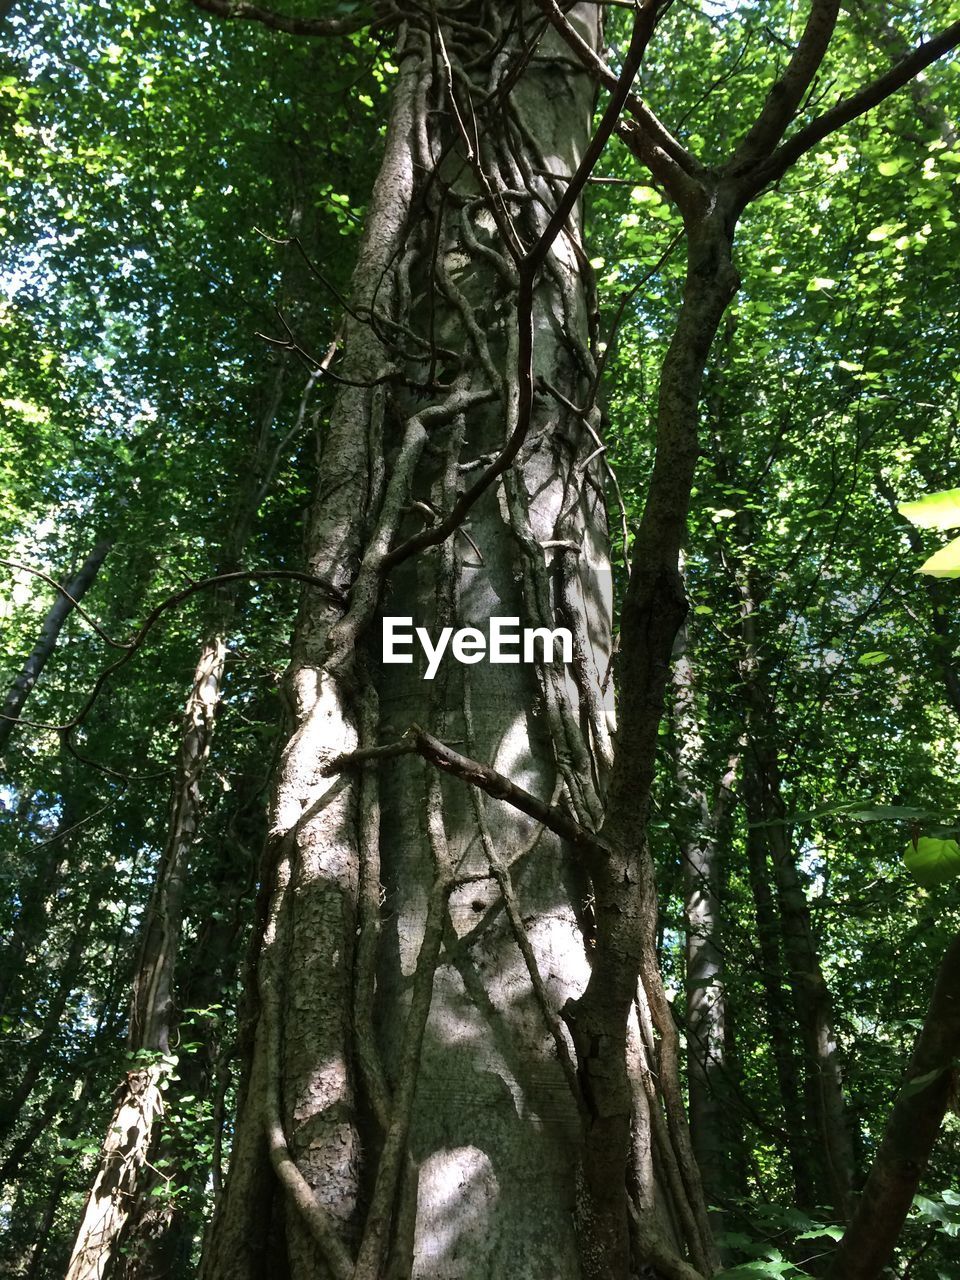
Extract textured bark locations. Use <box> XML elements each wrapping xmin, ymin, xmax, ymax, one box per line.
<box><xmin>66</xmin><ymin>354</ymin><xmax>306</xmax><ymax>1278</ymax></box>
<box><xmin>190</xmin><ymin>2</ymin><xmax>960</xmax><ymax>1276</ymax></box>
<box><xmin>581</xmin><ymin>210</ymin><xmax>739</xmax><ymax>1280</ymax></box>
<box><xmin>0</xmin><ymin>537</ymin><xmax>112</xmax><ymax>755</ymax></box>
<box><xmin>827</xmin><ymin>935</ymin><xmax>960</xmax><ymax>1280</ymax></box>
<box><xmin>201</xmin><ymin>7</ymin><xmax>631</xmax><ymax>1278</ymax></box>
<box><xmin>65</xmin><ymin>633</ymin><xmax>228</xmax><ymax>1280</ymax></box>
<box><xmin>65</xmin><ymin>1067</ymin><xmax>167</xmax><ymax>1280</ymax></box>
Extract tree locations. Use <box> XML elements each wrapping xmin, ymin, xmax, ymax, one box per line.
<box><xmin>184</xmin><ymin>1</ymin><xmax>960</xmax><ymax>1278</ymax></box>
<box><xmin>3</xmin><ymin>1</ymin><xmax>960</xmax><ymax>1278</ymax></box>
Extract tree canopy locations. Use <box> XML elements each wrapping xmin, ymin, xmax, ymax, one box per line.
<box><xmin>1</xmin><ymin>2</ymin><xmax>960</xmax><ymax>1278</ymax></box>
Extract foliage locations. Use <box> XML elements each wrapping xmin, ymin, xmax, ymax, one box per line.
<box><xmin>1</xmin><ymin>0</ymin><xmax>959</xmax><ymax>1276</ymax></box>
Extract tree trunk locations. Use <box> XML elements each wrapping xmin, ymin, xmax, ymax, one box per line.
<box><xmin>742</xmin><ymin>767</ymin><xmax>818</xmax><ymax>1208</ymax></box>
<box><xmin>64</xmin><ymin>632</ymin><xmax>228</xmax><ymax>1280</ymax></box>
<box><xmin>113</xmin><ymin>768</ymin><xmax>266</xmax><ymax>1280</ymax></box>
<box><xmin>734</xmin><ymin>559</ymin><xmax>855</xmax><ymax>1216</ymax></box>
<box><xmin>827</xmin><ymin>934</ymin><xmax>960</xmax><ymax>1280</ymax></box>
<box><xmin>200</xmin><ymin>8</ymin><xmax>635</xmax><ymax>1278</ymax></box>
<box><xmin>0</xmin><ymin>885</ymin><xmax>98</xmax><ymax>1142</ymax></box>
<box><xmin>65</xmin><ymin>244</ymin><xmax>315</xmax><ymax>1276</ymax></box>
<box><xmin>669</xmin><ymin>628</ymin><xmax>737</xmax><ymax>1211</ymax></box>
<box><xmin>0</xmin><ymin>537</ymin><xmax>112</xmax><ymax>755</ymax></box>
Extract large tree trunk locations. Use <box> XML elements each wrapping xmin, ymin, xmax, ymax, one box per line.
<box><xmin>0</xmin><ymin>536</ymin><xmax>112</xmax><ymax>756</ymax></box>
<box><xmin>201</xmin><ymin>6</ymin><xmax>748</xmax><ymax>1274</ymax></box>
<box><xmin>200</xmin><ymin>8</ymin><xmax>633</xmax><ymax>1278</ymax></box>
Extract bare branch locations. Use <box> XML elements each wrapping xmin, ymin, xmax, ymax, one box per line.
<box><xmin>328</xmin><ymin>722</ymin><xmax>607</xmax><ymax>857</ymax></box>
<box><xmin>0</xmin><ymin>555</ymin><xmax>124</xmax><ymax>649</ymax></box>
<box><xmin>746</xmin><ymin>17</ymin><xmax>960</xmax><ymax>193</ymax></box>
<box><xmin>0</xmin><ymin>568</ymin><xmax>346</xmax><ymax>739</ymax></box>
<box><xmin>826</xmin><ymin>934</ymin><xmax>960</xmax><ymax>1279</ymax></box>
<box><xmin>189</xmin><ymin>0</ymin><xmax>385</xmax><ymax>38</ymax></box>
<box><xmin>526</xmin><ymin>0</ymin><xmax>665</xmax><ymax>276</ymax></box>
<box><xmin>409</xmin><ymin>724</ymin><xmax>608</xmax><ymax>860</ymax></box>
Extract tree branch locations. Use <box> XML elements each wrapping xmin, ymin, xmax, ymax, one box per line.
<box><xmin>746</xmin><ymin>17</ymin><xmax>960</xmax><ymax>193</ymax></box>
<box><xmin>727</xmin><ymin>0</ymin><xmax>840</xmax><ymax>170</ymax></box>
<box><xmin>384</xmin><ymin>4</ymin><xmax>663</xmax><ymax>571</ymax></box>
<box><xmin>328</xmin><ymin>724</ymin><xmax>608</xmax><ymax>858</ymax></box>
<box><xmin>188</xmin><ymin>0</ymin><xmax>385</xmax><ymax>38</ymax></box>
<box><xmin>826</xmin><ymin>934</ymin><xmax>960</xmax><ymax>1280</ymax></box>
<box><xmin>532</xmin><ymin>0</ymin><xmax>703</xmax><ymax>208</ymax></box>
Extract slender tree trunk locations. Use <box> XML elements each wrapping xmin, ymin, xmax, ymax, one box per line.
<box><xmin>0</xmin><ymin>886</ymin><xmax>98</xmax><ymax>1141</ymax></box>
<box><xmin>65</xmin><ymin>243</ymin><xmax>315</xmax><ymax>1276</ymax></box>
<box><xmin>827</xmin><ymin>935</ymin><xmax>960</xmax><ymax>1280</ymax></box>
<box><xmin>0</xmin><ymin>537</ymin><xmax>112</xmax><ymax>755</ymax></box>
<box><xmin>765</xmin><ymin>794</ymin><xmax>854</xmax><ymax>1216</ymax></box>
<box><xmin>0</xmin><ymin>797</ymin><xmax>70</xmax><ymax>1017</ymax></box>
<box><xmin>114</xmin><ymin>773</ymin><xmax>265</xmax><ymax>1280</ymax></box>
<box><xmin>742</xmin><ymin>766</ymin><xmax>818</xmax><ymax>1208</ymax></box>
<box><xmin>64</xmin><ymin>632</ymin><xmax>229</xmax><ymax>1280</ymax></box>
<box><xmin>669</xmin><ymin>629</ymin><xmax>738</xmax><ymax>1212</ymax></box>
<box><xmin>734</xmin><ymin>560</ymin><xmax>855</xmax><ymax>1216</ymax></box>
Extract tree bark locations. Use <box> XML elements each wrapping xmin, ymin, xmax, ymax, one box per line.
<box><xmin>669</xmin><ymin>628</ymin><xmax>737</xmax><ymax>1212</ymax></box>
<box><xmin>201</xmin><ymin>8</ymin><xmax>641</xmax><ymax>1278</ymax></box>
<box><xmin>64</xmin><ymin>631</ymin><xmax>229</xmax><ymax>1280</ymax></box>
<box><xmin>827</xmin><ymin>935</ymin><xmax>960</xmax><ymax>1280</ymax></box>
<box><xmin>65</xmin><ymin>370</ymin><xmax>300</xmax><ymax>1279</ymax></box>
<box><xmin>733</xmin><ymin>556</ymin><xmax>855</xmax><ymax>1217</ymax></box>
<box><xmin>0</xmin><ymin>537</ymin><xmax>112</xmax><ymax>755</ymax></box>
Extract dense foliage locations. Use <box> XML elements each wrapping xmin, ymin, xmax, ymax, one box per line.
<box><xmin>1</xmin><ymin>1</ymin><xmax>958</xmax><ymax>1277</ymax></box>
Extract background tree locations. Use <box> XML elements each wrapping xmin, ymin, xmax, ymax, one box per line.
<box><xmin>2</xmin><ymin>1</ymin><xmax>960</xmax><ymax>1279</ymax></box>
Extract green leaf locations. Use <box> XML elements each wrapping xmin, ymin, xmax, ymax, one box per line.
<box><xmin>903</xmin><ymin>836</ymin><xmax>960</xmax><ymax>886</ymax></box>
<box><xmin>751</xmin><ymin>801</ymin><xmax>933</xmax><ymax>829</ymax></box>
<box><xmin>857</xmin><ymin>651</ymin><xmax>890</xmax><ymax>666</ymax></box>
<box><xmin>898</xmin><ymin>489</ymin><xmax>960</xmax><ymax>530</ymax></box>
<box><xmin>846</xmin><ymin>805</ymin><xmax>934</xmax><ymax>822</ymax></box>
<box><xmin>795</xmin><ymin>1225</ymin><xmax>843</xmax><ymax>1241</ymax></box>
<box><xmin>867</xmin><ymin>222</ymin><xmax>905</xmax><ymax>242</ymax></box>
<box><xmin>918</xmin><ymin>534</ymin><xmax>960</xmax><ymax>578</ymax></box>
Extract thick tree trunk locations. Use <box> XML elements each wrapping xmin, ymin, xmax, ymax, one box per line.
<box><xmin>0</xmin><ymin>537</ymin><xmax>112</xmax><ymax>755</ymax></box>
<box><xmin>827</xmin><ymin>935</ymin><xmax>960</xmax><ymax>1280</ymax></box>
<box><xmin>200</xmin><ymin>8</ymin><xmax>641</xmax><ymax>1278</ymax></box>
